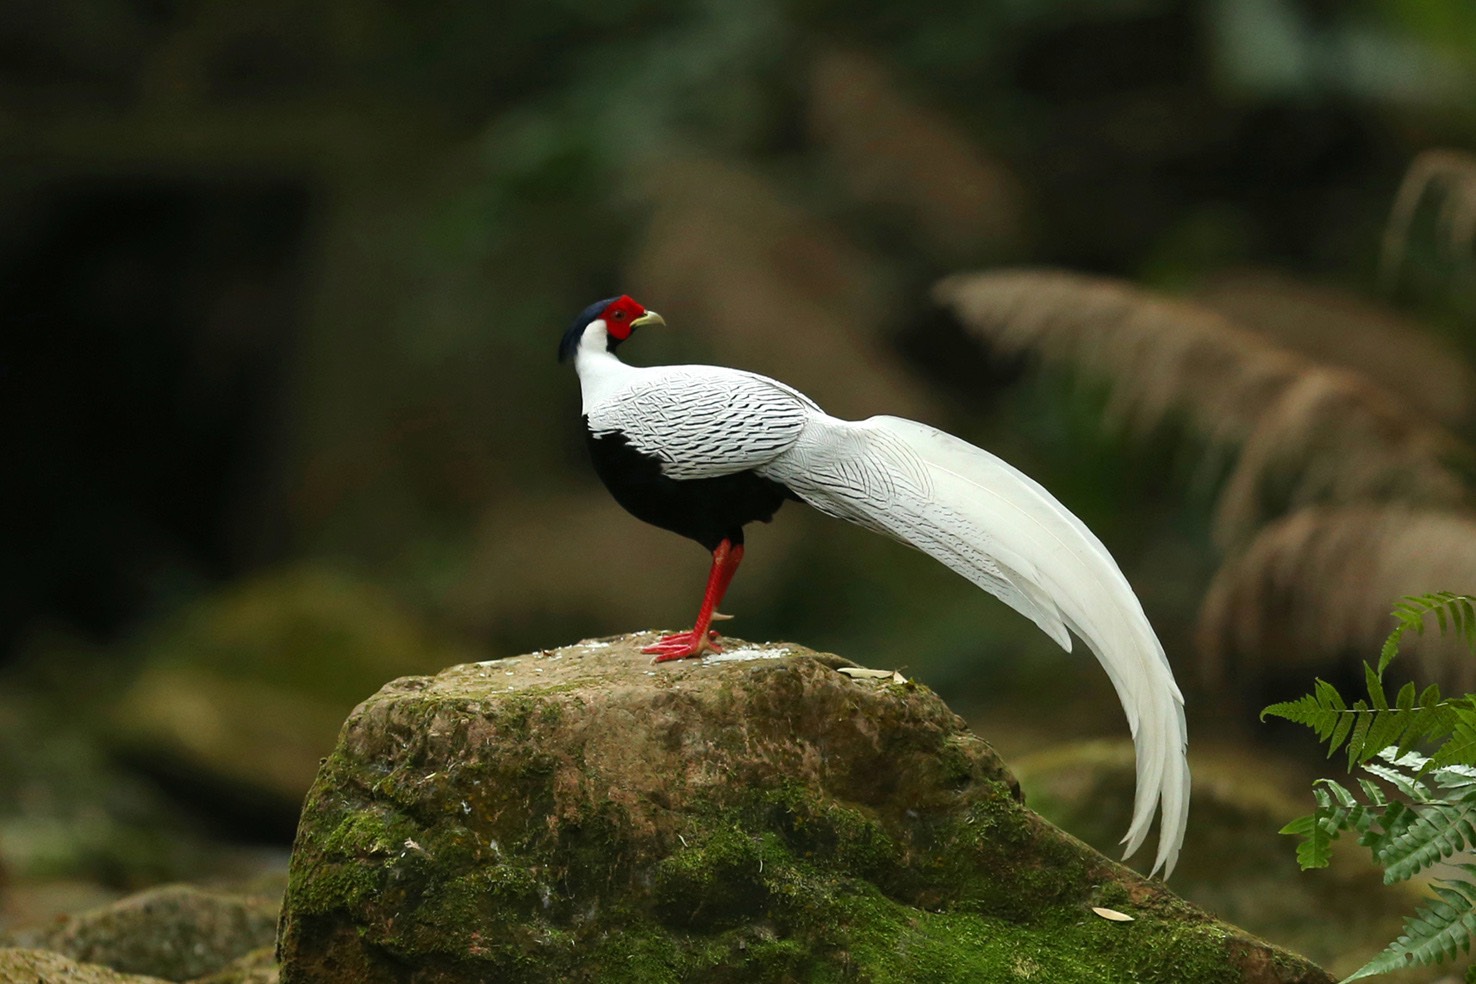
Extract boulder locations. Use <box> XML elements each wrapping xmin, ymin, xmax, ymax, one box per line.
<box><xmin>0</xmin><ymin>948</ymin><xmax>169</xmax><ymax>983</ymax></box>
<box><xmin>0</xmin><ymin>687</ymin><xmax>206</xmax><ymax>890</ymax></box>
<box><xmin>1014</xmin><ymin>740</ymin><xmax>1430</xmax><ymax>980</ymax></box>
<box><xmin>279</xmin><ymin>634</ymin><xmax>1332</xmax><ymax>983</ymax></box>
<box><xmin>4</xmin><ymin>883</ymin><xmax>278</xmax><ymax>982</ymax></box>
<box><xmin>113</xmin><ymin>566</ymin><xmax>479</xmax><ymax>821</ymax></box>
<box><xmin>193</xmin><ymin>946</ymin><xmax>279</xmax><ymax>984</ymax></box>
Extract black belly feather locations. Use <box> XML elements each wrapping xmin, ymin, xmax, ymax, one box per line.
<box><xmin>586</xmin><ymin>424</ymin><xmax>796</xmax><ymax>552</ymax></box>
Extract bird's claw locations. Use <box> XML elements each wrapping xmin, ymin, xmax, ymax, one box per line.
<box><xmin>644</xmin><ymin>629</ymin><xmax>723</xmax><ymax>662</ymax></box>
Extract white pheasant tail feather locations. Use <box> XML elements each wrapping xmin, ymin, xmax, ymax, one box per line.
<box><xmin>763</xmin><ymin>411</ymin><xmax>1190</xmax><ymax>877</ymax></box>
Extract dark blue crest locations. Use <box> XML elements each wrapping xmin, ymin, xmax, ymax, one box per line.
<box><xmin>558</xmin><ymin>297</ymin><xmax>620</xmax><ymax>363</ymax></box>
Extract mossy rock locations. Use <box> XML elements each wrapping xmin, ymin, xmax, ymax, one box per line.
<box><xmin>279</xmin><ymin>634</ymin><xmax>1332</xmax><ymax>983</ymax></box>
<box><xmin>113</xmin><ymin>566</ymin><xmax>480</xmax><ymax>815</ymax></box>
<box><xmin>1014</xmin><ymin>741</ymin><xmax>1435</xmax><ymax>982</ymax></box>
<box><xmin>0</xmin><ymin>947</ymin><xmax>170</xmax><ymax>982</ymax></box>
<box><xmin>0</xmin><ymin>689</ymin><xmax>207</xmax><ymax>887</ymax></box>
<box><xmin>4</xmin><ymin>883</ymin><xmax>279</xmax><ymax>981</ymax></box>
<box><xmin>193</xmin><ymin>946</ymin><xmax>279</xmax><ymax>983</ymax></box>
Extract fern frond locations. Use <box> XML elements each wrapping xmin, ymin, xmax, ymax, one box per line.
<box><xmin>1262</xmin><ymin>672</ymin><xmax>1455</xmax><ymax>769</ymax></box>
<box><xmin>1382</xmin><ymin>593</ymin><xmax>1476</xmax><ymax>674</ymax></box>
<box><xmin>933</xmin><ymin>272</ymin><xmax>1470</xmax><ymax>552</ymax></box>
<box><xmin>1359</xmin><ymin>763</ymin><xmax>1421</xmax><ymax>802</ymax></box>
<box><xmin>1193</xmin><ymin>269</ymin><xmax>1476</xmax><ymax>426</ymax></box>
<box><xmin>1279</xmin><ymin>813</ymin><xmax>1333</xmax><ymax>871</ymax></box>
<box><xmin>1281</xmin><ymin>779</ymin><xmax>1378</xmax><ymax>870</ymax></box>
<box><xmin>1269</xmin><ymin>594</ymin><xmax>1476</xmax><ymax>979</ymax></box>
<box><xmin>1344</xmin><ymin>869</ymin><xmax>1476</xmax><ymax>981</ymax></box>
<box><xmin>1202</xmin><ymin>515</ymin><xmax>1476</xmax><ymax>694</ymax></box>
<box><xmin>1262</xmin><ymin>679</ymin><xmax>1343</xmax><ymax>737</ymax></box>
<box><xmin>1430</xmin><ymin>760</ymin><xmax>1476</xmax><ymax>789</ymax></box>
<box><xmin>1432</xmin><ymin>706</ymin><xmax>1476</xmax><ymax>770</ymax></box>
<box><xmin>1356</xmin><ymin>777</ymin><xmax>1389</xmax><ymax>807</ymax></box>
<box><xmin>1360</xmin><ymin>800</ymin><xmax>1415</xmax><ymax>860</ymax></box>
<box><xmin>1377</xmin><ymin>793</ymin><xmax>1476</xmax><ymax>883</ymax></box>
<box><xmin>1379</xmin><ymin>148</ymin><xmax>1476</xmax><ymax>299</ymax></box>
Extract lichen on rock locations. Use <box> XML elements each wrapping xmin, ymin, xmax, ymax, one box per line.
<box><xmin>278</xmin><ymin>634</ymin><xmax>1332</xmax><ymax>983</ymax></box>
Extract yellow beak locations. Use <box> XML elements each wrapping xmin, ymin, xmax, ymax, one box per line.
<box><xmin>631</xmin><ymin>310</ymin><xmax>666</xmax><ymax>329</ymax></box>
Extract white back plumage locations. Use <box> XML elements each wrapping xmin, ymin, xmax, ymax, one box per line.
<box><xmin>576</xmin><ymin>343</ymin><xmax>1190</xmax><ymax>877</ymax></box>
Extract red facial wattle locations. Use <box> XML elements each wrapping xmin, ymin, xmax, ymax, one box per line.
<box><xmin>600</xmin><ymin>295</ymin><xmax>646</xmax><ymax>340</ymax></box>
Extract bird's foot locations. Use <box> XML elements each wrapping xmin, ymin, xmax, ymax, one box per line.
<box><xmin>644</xmin><ymin>629</ymin><xmax>723</xmax><ymax>662</ymax></box>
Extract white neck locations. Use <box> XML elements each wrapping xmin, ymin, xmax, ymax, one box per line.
<box><xmin>574</xmin><ymin>320</ymin><xmax>639</xmax><ymax>413</ymax></box>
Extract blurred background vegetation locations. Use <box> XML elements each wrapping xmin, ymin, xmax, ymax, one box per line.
<box><xmin>3</xmin><ymin>0</ymin><xmax>1475</xmax><ymax>977</ymax></box>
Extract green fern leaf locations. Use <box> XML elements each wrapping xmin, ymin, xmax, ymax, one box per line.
<box><xmin>1261</xmin><ymin>691</ymin><xmax>1333</xmax><ymax>730</ymax></box>
<box><xmin>1362</xmin><ymin>714</ymin><xmax>1405</xmax><ymax>768</ymax></box>
<box><xmin>1346</xmin><ymin>873</ymin><xmax>1476</xmax><ymax>979</ymax></box>
<box><xmin>1367</xmin><ymin>663</ymin><xmax>1388</xmax><ymax>710</ymax></box>
<box><xmin>1363</xmin><ymin>760</ymin><xmax>1427</xmax><ymax>802</ymax></box>
<box><xmin>1380</xmin><ymin>593</ymin><xmax>1476</xmax><ymax>674</ymax></box>
<box><xmin>1357</xmin><ymin>778</ymin><xmax>1389</xmax><ymax>807</ymax></box>
<box><xmin>1273</xmin><ymin>593</ymin><xmax>1476</xmax><ymax>979</ymax></box>
<box><xmin>1330</xmin><ymin>705</ymin><xmax>1357</xmax><ymax>759</ymax></box>
<box><xmin>1434</xmin><ymin>705</ymin><xmax>1476</xmax><ymax>769</ymax></box>
<box><xmin>1433</xmin><ymin>762</ymin><xmax>1476</xmax><ymax>790</ymax></box>
<box><xmin>1345</xmin><ymin>874</ymin><xmax>1476</xmax><ymax>980</ymax></box>
<box><xmin>1362</xmin><ymin>800</ymin><xmax>1416</xmax><ymax>859</ymax></box>
<box><xmin>1265</xmin><ymin>670</ymin><xmax>1460</xmax><ymax>771</ymax></box>
<box><xmin>1280</xmin><ymin>813</ymin><xmax>1332</xmax><ymax>870</ymax></box>
<box><xmin>1284</xmin><ymin>780</ymin><xmax>1386</xmax><ymax>870</ymax></box>
<box><xmin>1378</xmin><ymin>794</ymin><xmax>1476</xmax><ymax>883</ymax></box>
<box><xmin>1347</xmin><ymin>712</ymin><xmax>1374</xmax><ymax>769</ymax></box>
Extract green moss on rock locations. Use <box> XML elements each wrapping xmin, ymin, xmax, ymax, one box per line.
<box><xmin>0</xmin><ymin>948</ymin><xmax>172</xmax><ymax>983</ymax></box>
<box><xmin>1013</xmin><ymin>740</ymin><xmax>1436</xmax><ymax>979</ymax></box>
<box><xmin>111</xmin><ymin>566</ymin><xmax>481</xmax><ymax>814</ymax></box>
<box><xmin>3</xmin><ymin>884</ymin><xmax>279</xmax><ymax>982</ymax></box>
<box><xmin>279</xmin><ymin>635</ymin><xmax>1332</xmax><ymax>983</ymax></box>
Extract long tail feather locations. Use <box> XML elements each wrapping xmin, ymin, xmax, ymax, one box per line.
<box><xmin>765</xmin><ymin>413</ymin><xmax>1190</xmax><ymax>876</ymax></box>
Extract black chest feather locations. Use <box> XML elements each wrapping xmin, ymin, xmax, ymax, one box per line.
<box><xmin>586</xmin><ymin>424</ymin><xmax>795</xmax><ymax>551</ymax></box>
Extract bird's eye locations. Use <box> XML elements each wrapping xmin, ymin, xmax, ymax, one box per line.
<box><xmin>613</xmin><ymin>311</ymin><xmax>625</xmax><ymax>319</ymax></box>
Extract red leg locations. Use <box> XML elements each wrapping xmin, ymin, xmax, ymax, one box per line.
<box><xmin>644</xmin><ymin>540</ymin><xmax>744</xmax><ymax>662</ymax></box>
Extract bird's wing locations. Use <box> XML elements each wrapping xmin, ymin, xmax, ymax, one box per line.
<box><xmin>586</xmin><ymin>366</ymin><xmax>819</xmax><ymax>480</ymax></box>
<box><xmin>761</xmin><ymin>412</ymin><xmax>1190</xmax><ymax>878</ymax></box>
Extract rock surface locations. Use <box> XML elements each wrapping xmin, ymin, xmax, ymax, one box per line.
<box><xmin>4</xmin><ymin>883</ymin><xmax>279</xmax><ymax>982</ymax></box>
<box><xmin>193</xmin><ymin>946</ymin><xmax>279</xmax><ymax>984</ymax></box>
<box><xmin>0</xmin><ymin>947</ymin><xmax>170</xmax><ymax>983</ymax></box>
<box><xmin>1013</xmin><ymin>741</ymin><xmax>1433</xmax><ymax>981</ymax></box>
<box><xmin>112</xmin><ymin>567</ymin><xmax>479</xmax><ymax>821</ymax></box>
<box><xmin>279</xmin><ymin>634</ymin><xmax>1333</xmax><ymax>983</ymax></box>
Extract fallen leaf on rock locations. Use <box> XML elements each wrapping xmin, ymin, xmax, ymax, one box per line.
<box><xmin>837</xmin><ymin>667</ymin><xmax>897</xmax><ymax>680</ymax></box>
<box><xmin>1092</xmin><ymin>907</ymin><xmax>1134</xmax><ymax>922</ymax></box>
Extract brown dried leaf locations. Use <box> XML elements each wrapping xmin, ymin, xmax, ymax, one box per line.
<box><xmin>1195</xmin><ymin>268</ymin><xmax>1476</xmax><ymax>425</ymax></box>
<box><xmin>1380</xmin><ymin>149</ymin><xmax>1476</xmax><ymax>295</ymax></box>
<box><xmin>1211</xmin><ymin>365</ymin><xmax>1468</xmax><ymax>547</ymax></box>
<box><xmin>1197</xmin><ymin>507</ymin><xmax>1476</xmax><ymax>691</ymax></box>
<box><xmin>935</xmin><ymin>269</ymin><xmax>1471</xmax><ymax>548</ymax></box>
